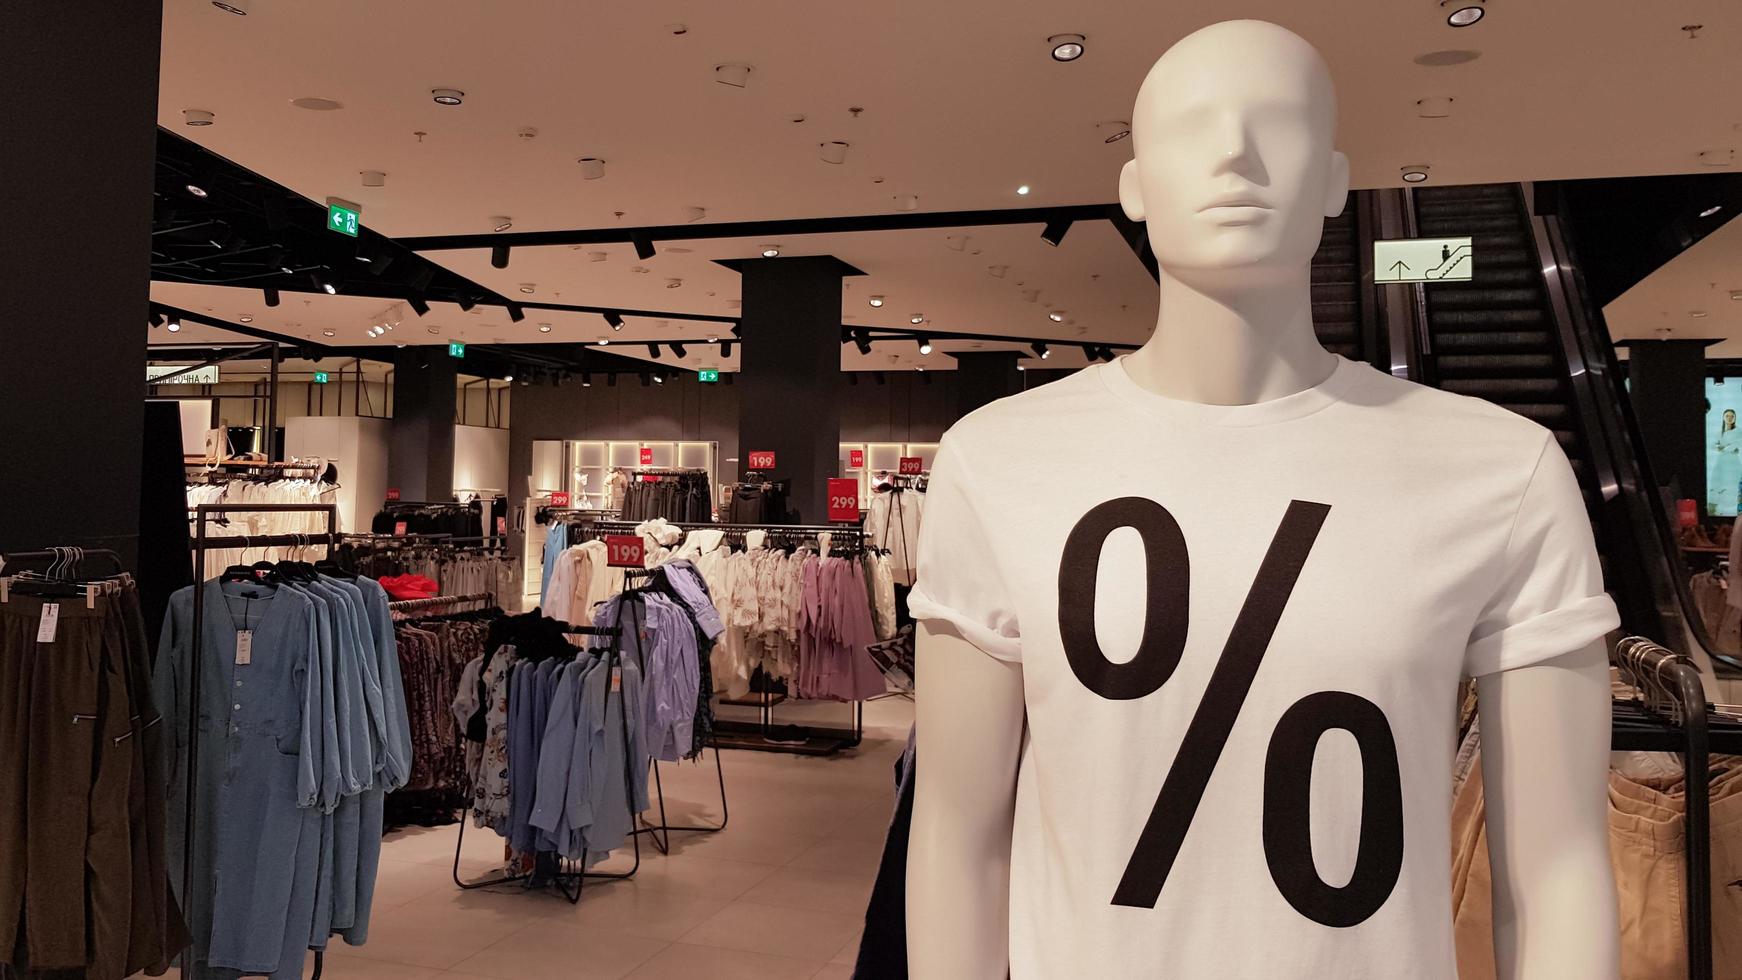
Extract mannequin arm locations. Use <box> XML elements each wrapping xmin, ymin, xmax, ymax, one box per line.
<box><xmin>907</xmin><ymin>620</ymin><xmax>1025</xmax><ymax>979</ymax></box>
<box><xmin>1476</xmin><ymin>639</ymin><xmax>1619</xmax><ymax>980</ymax></box>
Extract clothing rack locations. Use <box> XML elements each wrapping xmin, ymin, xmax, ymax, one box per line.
<box><xmin>386</xmin><ymin>593</ymin><xmax>495</xmax><ymax>614</ymax></box>
<box><xmin>186</xmin><ymin>503</ymin><xmax>339</xmax><ymax>980</ymax></box>
<box><xmin>450</xmin><ymin>622</ymin><xmax>643</xmax><ymax>904</ymax></box>
<box><xmin>1609</xmin><ymin>635</ymin><xmax>1742</xmax><ymax>980</ymax></box>
<box><xmin>584</xmin><ymin>520</ymin><xmax>870</xmax><ymax>756</ymax></box>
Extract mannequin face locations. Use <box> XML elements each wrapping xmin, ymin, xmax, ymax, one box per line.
<box><xmin>1119</xmin><ymin>21</ymin><xmax>1349</xmax><ymax>283</ymax></box>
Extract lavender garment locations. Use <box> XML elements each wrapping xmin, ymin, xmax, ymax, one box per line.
<box><xmin>660</xmin><ymin>560</ymin><xmax>725</xmax><ymax>641</ymax></box>
<box><xmin>592</xmin><ymin>594</ymin><xmax>699</xmax><ymax>763</ymax></box>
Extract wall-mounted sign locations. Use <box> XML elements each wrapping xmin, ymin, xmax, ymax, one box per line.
<box><xmin>326</xmin><ymin>199</ymin><xmax>361</xmax><ymax>238</ymax></box>
<box><xmin>385</xmin><ymin>488</ymin><xmax>401</xmax><ymax>502</ymax></box>
<box><xmin>147</xmin><ymin>364</ymin><xmax>220</xmax><ymax>385</ymax></box>
<box><xmin>639</xmin><ymin>447</ymin><xmax>654</xmax><ymax>466</ymax></box>
<box><xmin>697</xmin><ymin>369</ymin><xmax>720</xmax><ymax>383</ymax></box>
<box><xmin>550</xmin><ymin>490</ymin><xmax>571</xmax><ymax>508</ymax></box>
<box><xmin>898</xmin><ymin>456</ymin><xmax>924</xmax><ymax>475</ymax></box>
<box><xmin>448</xmin><ymin>341</ymin><xmax>466</xmax><ymax>358</ymax></box>
<box><xmin>848</xmin><ymin>449</ymin><xmax>864</xmax><ymax>470</ymax></box>
<box><xmin>313</xmin><ymin>371</ymin><xmax>330</xmax><ymax>385</ymax></box>
<box><xmin>605</xmin><ymin>534</ymin><xmax>645</xmax><ymax>568</ymax></box>
<box><xmin>828</xmin><ymin>478</ymin><xmax>860</xmax><ymax>522</ymax></box>
<box><xmin>1373</xmin><ymin>236</ymin><xmax>1473</xmax><ymax>283</ymax></box>
<box><xmin>747</xmin><ymin>450</ymin><xmax>777</xmax><ymax>470</ymax></box>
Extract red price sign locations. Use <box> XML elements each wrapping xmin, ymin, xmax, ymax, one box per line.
<box><xmin>639</xmin><ymin>447</ymin><xmax>654</xmax><ymax>466</ymax></box>
<box><xmin>605</xmin><ymin>534</ymin><xmax>645</xmax><ymax>568</ymax></box>
<box><xmin>385</xmin><ymin>488</ymin><xmax>401</xmax><ymax>502</ymax></box>
<box><xmin>848</xmin><ymin>449</ymin><xmax>864</xmax><ymax>470</ymax></box>
<box><xmin>551</xmin><ymin>491</ymin><xmax>571</xmax><ymax>507</ymax></box>
<box><xmin>1678</xmin><ymin>498</ymin><xmax>1698</xmax><ymax>529</ymax></box>
<box><xmin>747</xmin><ymin>450</ymin><xmax>777</xmax><ymax>470</ymax></box>
<box><xmin>640</xmin><ymin>474</ymin><xmax>659</xmax><ymax>483</ymax></box>
<box><xmin>393</xmin><ymin>521</ymin><xmax>408</xmax><ymax>537</ymax></box>
<box><xmin>899</xmin><ymin>456</ymin><xmax>924</xmax><ymax>475</ymax></box>
<box><xmin>828</xmin><ymin>478</ymin><xmax>860</xmax><ymax>522</ymax></box>
<box><xmin>495</xmin><ymin>516</ymin><xmax>507</xmax><ymax>535</ymax></box>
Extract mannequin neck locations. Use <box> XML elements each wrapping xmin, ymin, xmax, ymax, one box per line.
<box><xmin>1120</xmin><ymin>266</ymin><xmax>1338</xmax><ymax>406</ymax></box>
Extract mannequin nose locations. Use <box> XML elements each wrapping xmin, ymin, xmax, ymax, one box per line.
<box><xmin>1211</xmin><ymin>117</ymin><xmax>1261</xmax><ymax>178</ymax></box>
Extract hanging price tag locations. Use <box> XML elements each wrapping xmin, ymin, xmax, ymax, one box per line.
<box><xmin>828</xmin><ymin>478</ymin><xmax>860</xmax><ymax>522</ymax></box>
<box><xmin>747</xmin><ymin>450</ymin><xmax>776</xmax><ymax>470</ymax></box>
<box><xmin>551</xmin><ymin>491</ymin><xmax>571</xmax><ymax>508</ymax></box>
<box><xmin>496</xmin><ymin>516</ymin><xmax>507</xmax><ymax>535</ymax></box>
<box><xmin>235</xmin><ymin>629</ymin><xmax>253</xmax><ymax>665</ymax></box>
<box><xmin>393</xmin><ymin>521</ymin><xmax>408</xmax><ymax>537</ymax></box>
<box><xmin>639</xmin><ymin>447</ymin><xmax>654</xmax><ymax>466</ymax></box>
<box><xmin>848</xmin><ymin>449</ymin><xmax>864</xmax><ymax>470</ymax></box>
<box><xmin>1678</xmin><ymin>498</ymin><xmax>1698</xmax><ymax>529</ymax></box>
<box><xmin>898</xmin><ymin>456</ymin><xmax>924</xmax><ymax>475</ymax></box>
<box><xmin>640</xmin><ymin>474</ymin><xmax>659</xmax><ymax>482</ymax></box>
<box><xmin>605</xmin><ymin>534</ymin><xmax>646</xmax><ymax>568</ymax></box>
<box><xmin>611</xmin><ymin>667</ymin><xmax>623</xmax><ymax>692</ymax></box>
<box><xmin>385</xmin><ymin>488</ymin><xmax>401</xmax><ymax>502</ymax></box>
<box><xmin>36</xmin><ymin>603</ymin><xmax>60</xmax><ymax>643</ymax></box>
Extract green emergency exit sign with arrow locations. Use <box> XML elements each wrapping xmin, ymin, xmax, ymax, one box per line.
<box><xmin>326</xmin><ymin>199</ymin><xmax>361</xmax><ymax>237</ymax></box>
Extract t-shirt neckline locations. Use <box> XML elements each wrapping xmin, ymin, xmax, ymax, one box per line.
<box><xmin>1099</xmin><ymin>352</ymin><xmax>1365</xmax><ymax>428</ymax></box>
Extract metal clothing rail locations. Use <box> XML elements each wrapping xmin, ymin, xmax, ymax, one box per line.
<box><xmin>386</xmin><ymin>593</ymin><xmax>494</xmax><ymax>614</ymax></box>
<box><xmin>1609</xmin><ymin>635</ymin><xmax>1742</xmax><ymax>980</ymax></box>
<box><xmin>187</xmin><ymin>503</ymin><xmax>338</xmax><ymax>980</ymax></box>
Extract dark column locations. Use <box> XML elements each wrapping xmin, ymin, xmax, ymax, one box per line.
<box><xmin>0</xmin><ymin>0</ymin><xmax>161</xmax><ymax>567</ymax></box>
<box><xmin>1622</xmin><ymin>339</ymin><xmax>1716</xmax><ymax>509</ymax></box>
<box><xmin>953</xmin><ymin>351</ymin><xmax>1023</xmax><ymax>419</ymax></box>
<box><xmin>726</xmin><ymin>256</ymin><xmax>863</xmax><ymax>523</ymax></box>
<box><xmin>390</xmin><ymin>347</ymin><xmax>457</xmax><ymax>500</ymax></box>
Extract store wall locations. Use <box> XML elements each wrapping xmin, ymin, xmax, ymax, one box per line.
<box><xmin>453</xmin><ymin>424</ymin><xmax>510</xmax><ymax>497</ymax></box>
<box><xmin>285</xmin><ymin>416</ymin><xmax>389</xmax><ymax>532</ymax></box>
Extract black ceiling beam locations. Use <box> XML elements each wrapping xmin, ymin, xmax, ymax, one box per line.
<box><xmin>1106</xmin><ymin>208</ymin><xmax>1160</xmax><ymax>283</ymax></box>
<box><xmin>851</xmin><ymin>325</ymin><xmax>1140</xmax><ymax>350</ymax></box>
<box><xmin>148</xmin><ymin>303</ymin><xmax>347</xmax><ymax>353</ymax></box>
<box><xmin>399</xmin><ymin>204</ymin><xmax>1122</xmax><ymax>252</ymax></box>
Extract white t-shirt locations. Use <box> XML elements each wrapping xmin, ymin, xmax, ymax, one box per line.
<box><xmin>908</xmin><ymin>355</ymin><xmax>1618</xmax><ymax>979</ymax></box>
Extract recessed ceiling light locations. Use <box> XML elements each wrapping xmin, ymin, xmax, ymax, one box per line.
<box><xmin>1692</xmin><ymin>310</ymin><xmax>1710</xmax><ymax>318</ymax></box>
<box><xmin>1731</xmin><ymin>289</ymin><xmax>1742</xmax><ymax>301</ymax></box>
<box><xmin>1017</xmin><ymin>185</ymin><xmax>1031</xmax><ymax>196</ymax></box>
<box><xmin>1048</xmin><ymin>33</ymin><xmax>1086</xmax><ymax>62</ymax></box>
<box><xmin>869</xmin><ymin>295</ymin><xmax>885</xmax><ymax>308</ymax></box>
<box><xmin>708</xmin><ymin>336</ymin><xmax>718</xmax><ymax>343</ymax></box>
<box><xmin>761</xmin><ymin>245</ymin><xmax>781</xmax><ymax>258</ymax></box>
<box><xmin>183</xmin><ymin>109</ymin><xmax>215</xmax><ymax>127</ymax></box>
<box><xmin>715</xmin><ymin>63</ymin><xmax>753</xmax><ymax>88</ymax></box>
<box><xmin>291</xmin><ymin>97</ymin><xmax>344</xmax><ymax>111</ymax></box>
<box><xmin>819</xmin><ymin>141</ymin><xmax>850</xmax><ymax>165</ymax></box>
<box><xmin>518</xmin><ymin>283</ymin><xmax>535</xmax><ymax>294</ymax></box>
<box><xmin>577</xmin><ymin>157</ymin><xmax>606</xmax><ymax>180</ymax></box>
<box><xmin>1049</xmin><ymin>311</ymin><xmax>1065</xmax><ymax>322</ymax></box>
<box><xmin>503</xmin><ymin>374</ymin><xmax>514</xmax><ymax>382</ymax></box>
<box><xmin>1701</xmin><ymin>205</ymin><xmax>1723</xmax><ymax>218</ymax></box>
<box><xmin>239</xmin><ymin>314</ymin><xmax>254</xmax><ymax>323</ymax></box>
<box><xmin>538</xmin><ymin>323</ymin><xmax>552</xmax><ymax>333</ymax></box>
<box><xmin>187</xmin><ymin>183</ymin><xmax>208</xmax><ymax>198</ymax></box>
<box><xmin>1443</xmin><ymin>1</ymin><xmax>1484</xmax><ymax>27</ymax></box>
<box><xmin>491</xmin><ymin>216</ymin><xmax>514</xmax><ymax>232</ymax></box>
<box><xmin>323</xmin><ymin>329</ymin><xmax>336</xmax><ymax>337</ymax></box>
<box><xmin>1401</xmin><ymin>165</ymin><xmax>1431</xmax><ymax>183</ymax></box>
<box><xmin>910</xmin><ymin>314</ymin><xmax>924</xmax><ymax>324</ymax></box>
<box><xmin>431</xmin><ymin>88</ymin><xmax>465</xmax><ymax>106</ymax></box>
<box><xmin>893</xmin><ymin>194</ymin><xmax>919</xmax><ymax>211</ymax></box>
<box><xmin>597</xmin><ymin>339</ymin><xmax>610</xmax><ymax>346</ymax></box>
<box><xmin>1413</xmin><ymin>49</ymin><xmax>1481</xmax><ymax>66</ymax></box>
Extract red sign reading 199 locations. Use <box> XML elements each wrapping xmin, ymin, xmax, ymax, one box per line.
<box><xmin>748</xmin><ymin>451</ymin><xmax>776</xmax><ymax>470</ymax></box>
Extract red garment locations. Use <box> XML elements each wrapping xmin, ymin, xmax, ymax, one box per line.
<box><xmin>377</xmin><ymin>574</ymin><xmax>439</xmax><ymax>601</ymax></box>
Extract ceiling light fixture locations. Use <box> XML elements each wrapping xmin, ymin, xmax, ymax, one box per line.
<box><xmin>506</xmin><ymin>303</ymin><xmax>525</xmax><ymax>323</ymax></box>
<box><xmin>893</xmin><ymin>194</ymin><xmax>919</xmax><ymax>211</ymax></box>
<box><xmin>408</xmin><ymin>296</ymin><xmax>429</xmax><ymax>317</ymax></box>
<box><xmin>1401</xmin><ymin>165</ymin><xmax>1431</xmax><ymax>183</ymax></box>
<box><xmin>632</xmin><ymin>231</ymin><xmax>656</xmax><ymax>260</ymax></box>
<box><xmin>910</xmin><ymin>314</ymin><xmax>924</xmax><ymax>325</ymax></box>
<box><xmin>166</xmin><ymin>318</ymin><xmax>182</xmax><ymax>333</ymax></box>
<box><xmin>1048</xmin><ymin>311</ymin><xmax>1065</xmax><ymax>322</ymax></box>
<box><xmin>1016</xmin><ymin>185</ymin><xmax>1031</xmax><ymax>196</ymax></box>
<box><xmin>653</xmin><ymin>374</ymin><xmax>665</xmax><ymax>385</ymax></box>
<box><xmin>707</xmin><ymin>336</ymin><xmax>718</xmax><ymax>344</ymax></box>
<box><xmin>491</xmin><ymin>216</ymin><xmax>514</xmax><ymax>233</ymax></box>
<box><xmin>819</xmin><ymin>141</ymin><xmax>850</xmax><ymax>165</ymax></box>
<box><xmin>491</xmin><ymin>244</ymin><xmax>511</xmax><ymax>269</ymax></box>
<box><xmin>1049</xmin><ymin>33</ymin><xmax>1086</xmax><ymax>62</ymax></box>
<box><xmin>1443</xmin><ymin>1</ymin><xmax>1485</xmax><ymax>27</ymax></box>
<box><xmin>1416</xmin><ymin>97</ymin><xmax>1454</xmax><ymax>118</ymax></box>
<box><xmin>186</xmin><ymin>183</ymin><xmax>209</xmax><ymax>198</ymax></box>
<box><xmin>576</xmin><ymin>157</ymin><xmax>606</xmax><ymax>180</ymax></box>
<box><xmin>264</xmin><ymin>287</ymin><xmax>281</xmax><ymax>308</ymax></box>
<box><xmin>458</xmin><ymin>296</ymin><xmax>476</xmax><ymax>312</ymax></box>
<box><xmin>1692</xmin><ymin>310</ymin><xmax>1710</xmax><ymax>318</ymax></box>
<box><xmin>604</xmin><ymin>311</ymin><xmax>625</xmax><ymax>330</ymax></box>
<box><xmin>715</xmin><ymin>63</ymin><xmax>753</xmax><ymax>88</ymax></box>
<box><xmin>503</xmin><ymin>374</ymin><xmax>514</xmax><ymax>382</ymax></box>
<box><xmin>581</xmin><ymin>372</ymin><xmax>592</xmax><ymax>387</ymax></box>
<box><xmin>853</xmin><ymin>329</ymin><xmax>873</xmax><ymax>355</ymax></box>
<box><xmin>761</xmin><ymin>245</ymin><xmax>781</xmax><ymax>258</ymax></box>
<box><xmin>431</xmin><ymin>88</ymin><xmax>465</xmax><ymax>106</ymax></box>
<box><xmin>868</xmin><ymin>295</ymin><xmax>885</xmax><ymax>308</ymax></box>
<box><xmin>720</xmin><ymin>339</ymin><xmax>736</xmax><ymax>358</ymax></box>
<box><xmin>596</xmin><ymin>339</ymin><xmax>609</xmax><ymax>346</ymax></box>
<box><xmin>518</xmin><ymin>283</ymin><xmax>535</xmax><ymax>294</ymax></box>
<box><xmin>917</xmin><ymin>336</ymin><xmax>932</xmax><ymax>355</ymax></box>
<box><xmin>322</xmin><ymin>329</ymin><xmax>336</xmax><ymax>338</ymax></box>
<box><xmin>291</xmin><ymin>97</ymin><xmax>343</xmax><ymax>111</ymax></box>
<box><xmin>1041</xmin><ymin>217</ymin><xmax>1073</xmax><ymax>246</ymax></box>
<box><xmin>1033</xmin><ymin>342</ymin><xmax>1050</xmax><ymax>359</ymax></box>
<box><xmin>1701</xmin><ymin>205</ymin><xmax>1724</xmax><ymax>218</ymax></box>
<box><xmin>671</xmin><ymin>343</ymin><xmax>688</xmax><ymax>359</ymax></box>
<box><xmin>183</xmin><ymin>109</ymin><xmax>215</xmax><ymax>127</ymax></box>
<box><xmin>538</xmin><ymin>323</ymin><xmax>552</xmax><ymax>333</ymax></box>
<box><xmin>239</xmin><ymin>314</ymin><xmax>254</xmax><ymax>323</ymax></box>
<box><xmin>648</xmin><ymin>343</ymin><xmax>662</xmax><ymax>359</ymax></box>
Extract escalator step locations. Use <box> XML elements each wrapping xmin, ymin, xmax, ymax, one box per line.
<box><xmin>1417</xmin><ymin>215</ymin><xmax>1528</xmax><ymax>237</ymax></box>
<box><xmin>1311</xmin><ymin>282</ymin><xmax>1358</xmax><ymax>304</ymax></box>
<box><xmin>1311</xmin><ymin>262</ymin><xmax>1357</xmax><ymax>285</ymax></box>
<box><xmin>1442</xmin><ymin>377</ymin><xmax>1565</xmax><ymax>401</ymax></box>
<box><xmin>1436</xmin><ymin>353</ymin><xmax>1561</xmax><ymax>377</ymax></box>
<box><xmin>1415</xmin><ymin>185</ymin><xmax>1515</xmax><ymax>202</ymax></box>
<box><xmin>1313</xmin><ymin>246</ymin><xmax>1356</xmax><ymax>265</ymax></box>
<box><xmin>1432</xmin><ymin>330</ymin><xmax>1555</xmax><ymax>352</ymax></box>
<box><xmin>1315</xmin><ymin>301</ymin><xmax>1358</xmax><ymax>321</ymax></box>
<box><xmin>1416</xmin><ymin>198</ymin><xmax>1520</xmax><ymax>219</ymax></box>
<box><xmin>1427</xmin><ymin>287</ymin><xmax>1542</xmax><ymax>310</ymax></box>
<box><xmin>1429</xmin><ymin>308</ymin><xmax>1547</xmax><ymax>329</ymax></box>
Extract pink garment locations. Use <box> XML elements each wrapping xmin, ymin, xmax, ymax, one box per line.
<box><xmin>795</xmin><ymin>556</ymin><xmax>885</xmax><ymax>701</ymax></box>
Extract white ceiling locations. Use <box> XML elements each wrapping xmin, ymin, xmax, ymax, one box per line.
<box><xmin>1604</xmin><ymin>214</ymin><xmax>1742</xmax><ymax>358</ymax></box>
<box><xmin>156</xmin><ymin>0</ymin><xmax>1742</xmax><ymax>362</ymax></box>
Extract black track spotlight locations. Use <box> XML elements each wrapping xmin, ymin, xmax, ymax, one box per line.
<box><xmin>1032</xmin><ymin>341</ymin><xmax>1050</xmax><ymax>359</ymax></box>
<box><xmin>639</xmin><ymin>372</ymin><xmax>652</xmax><ymax>387</ymax></box>
<box><xmin>308</xmin><ymin>273</ymin><xmax>336</xmax><ymax>295</ymax></box>
<box><xmin>408</xmin><ymin>296</ymin><xmax>430</xmax><ymax>317</ymax></box>
<box><xmin>917</xmin><ymin>335</ymin><xmax>932</xmax><ymax>355</ymax></box>
<box><xmin>506</xmin><ymin>303</ymin><xmax>525</xmax><ymax>323</ymax></box>
<box><xmin>853</xmin><ymin>329</ymin><xmax>872</xmax><ymax>355</ymax></box>
<box><xmin>631</xmin><ymin>231</ymin><xmax>656</xmax><ymax>261</ymax></box>
<box><xmin>580</xmin><ymin>371</ymin><xmax>592</xmax><ymax>387</ymax></box>
<box><xmin>670</xmin><ymin>342</ymin><xmax>687</xmax><ymax>359</ymax></box>
<box><xmin>1041</xmin><ymin>217</ymin><xmax>1074</xmax><ymax>247</ymax></box>
<box><xmin>730</xmin><ymin>323</ymin><xmax>743</xmax><ymax>337</ymax></box>
<box><xmin>458</xmin><ymin>296</ymin><xmax>476</xmax><ymax>312</ymax></box>
<box><xmin>490</xmin><ymin>243</ymin><xmax>511</xmax><ymax>269</ymax></box>
<box><xmin>647</xmin><ymin>343</ymin><xmax>661</xmax><ymax>359</ymax></box>
<box><xmin>1082</xmin><ymin>344</ymin><xmax>1098</xmax><ymax>361</ymax></box>
<box><xmin>263</xmin><ymin>286</ymin><xmax>281</xmax><ymax>308</ymax></box>
<box><xmin>149</xmin><ymin>311</ymin><xmax>166</xmax><ymax>328</ymax></box>
<box><xmin>604</xmin><ymin>311</ymin><xmax>625</xmax><ymax>330</ymax></box>
<box><xmin>719</xmin><ymin>340</ymin><xmax>735</xmax><ymax>358</ymax></box>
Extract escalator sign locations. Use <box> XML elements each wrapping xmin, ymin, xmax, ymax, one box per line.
<box><xmin>1374</xmin><ymin>236</ymin><xmax>1473</xmax><ymax>283</ymax></box>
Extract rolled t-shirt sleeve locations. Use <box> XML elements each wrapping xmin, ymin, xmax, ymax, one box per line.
<box><xmin>1464</xmin><ymin>433</ymin><xmax>1620</xmax><ymax>676</ymax></box>
<box><xmin>908</xmin><ymin>435</ymin><xmax>1023</xmax><ymax>662</ymax></box>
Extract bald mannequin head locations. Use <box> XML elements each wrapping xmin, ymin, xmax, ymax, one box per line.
<box><xmin>1119</xmin><ymin>21</ymin><xmax>1349</xmax><ymax>285</ymax></box>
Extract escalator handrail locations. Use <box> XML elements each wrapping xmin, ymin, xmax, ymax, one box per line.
<box><xmin>1524</xmin><ymin>193</ymin><xmax>1742</xmax><ymax>675</ymax></box>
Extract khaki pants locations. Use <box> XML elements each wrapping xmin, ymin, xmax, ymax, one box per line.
<box><xmin>1452</xmin><ymin>754</ymin><xmax>1742</xmax><ymax>980</ymax></box>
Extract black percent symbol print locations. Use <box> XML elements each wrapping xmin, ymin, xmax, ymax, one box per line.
<box><xmin>1057</xmin><ymin>498</ymin><xmax>1403</xmax><ymax>928</ymax></box>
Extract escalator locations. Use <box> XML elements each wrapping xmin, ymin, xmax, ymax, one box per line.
<box><xmin>1398</xmin><ymin>182</ymin><xmax>1733</xmax><ymax>671</ymax></box>
<box><xmin>1310</xmin><ymin>198</ymin><xmax>1370</xmax><ymax>365</ymax></box>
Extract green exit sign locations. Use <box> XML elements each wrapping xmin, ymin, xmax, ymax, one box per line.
<box><xmin>326</xmin><ymin>201</ymin><xmax>360</xmax><ymax>237</ymax></box>
<box><xmin>698</xmin><ymin>369</ymin><xmax>719</xmax><ymax>383</ymax></box>
<box><xmin>448</xmin><ymin>341</ymin><xmax>466</xmax><ymax>358</ymax></box>
<box><xmin>313</xmin><ymin>371</ymin><xmax>329</xmax><ymax>384</ymax></box>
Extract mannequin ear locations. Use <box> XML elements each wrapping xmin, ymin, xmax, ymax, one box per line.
<box><xmin>1118</xmin><ymin>159</ymin><xmax>1146</xmax><ymax>222</ymax></box>
<box><xmin>1323</xmin><ymin>151</ymin><xmax>1351</xmax><ymax>217</ymax></box>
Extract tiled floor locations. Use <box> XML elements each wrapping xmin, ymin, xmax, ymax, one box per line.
<box><xmin>299</xmin><ymin>696</ymin><xmax>911</xmax><ymax>979</ymax></box>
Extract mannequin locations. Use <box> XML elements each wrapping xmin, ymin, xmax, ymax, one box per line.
<box><xmin>907</xmin><ymin>20</ymin><xmax>1619</xmax><ymax>980</ymax></box>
